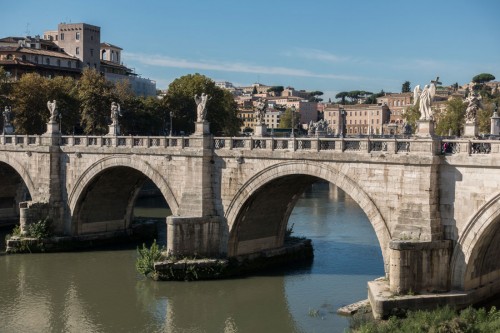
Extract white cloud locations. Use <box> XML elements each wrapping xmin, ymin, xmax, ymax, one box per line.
<box><xmin>123</xmin><ymin>52</ymin><xmax>364</xmax><ymax>81</ymax></box>
<box><xmin>283</xmin><ymin>48</ymin><xmax>351</xmax><ymax>63</ymax></box>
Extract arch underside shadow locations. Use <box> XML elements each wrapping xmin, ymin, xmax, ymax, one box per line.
<box><xmin>226</xmin><ymin>161</ymin><xmax>391</xmax><ymax>271</ymax></box>
<box><xmin>451</xmin><ymin>192</ymin><xmax>500</xmax><ymax>291</ymax></box>
<box><xmin>0</xmin><ymin>162</ymin><xmax>31</xmax><ymax>224</ymax></box>
<box><xmin>68</xmin><ymin>155</ymin><xmax>178</xmax><ymax>236</ymax></box>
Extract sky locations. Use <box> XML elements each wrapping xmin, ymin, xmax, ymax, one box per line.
<box><xmin>1</xmin><ymin>0</ymin><xmax>500</xmax><ymax>101</ymax></box>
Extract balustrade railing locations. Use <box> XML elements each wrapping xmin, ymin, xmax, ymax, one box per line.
<box><xmin>0</xmin><ymin>133</ymin><xmax>498</xmax><ymax>157</ymax></box>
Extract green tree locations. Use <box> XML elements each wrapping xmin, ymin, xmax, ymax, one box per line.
<box><xmin>335</xmin><ymin>91</ymin><xmax>349</xmax><ymax>105</ymax></box>
<box><xmin>364</xmin><ymin>90</ymin><xmax>385</xmax><ymax>104</ymax></box>
<box><xmin>10</xmin><ymin>73</ymin><xmax>51</xmax><ymax>134</ymax></box>
<box><xmin>401</xmin><ymin>81</ymin><xmax>411</xmax><ymax>93</ymax></box>
<box><xmin>472</xmin><ymin>73</ymin><xmax>495</xmax><ymax>84</ymax></box>
<box><xmin>267</xmin><ymin>86</ymin><xmax>284</xmax><ymax>96</ymax></box>
<box><xmin>48</xmin><ymin>76</ymin><xmax>80</xmax><ymax>134</ymax></box>
<box><xmin>434</xmin><ymin>98</ymin><xmax>466</xmax><ymax>136</ymax></box>
<box><xmin>308</xmin><ymin>90</ymin><xmax>323</xmax><ymax>102</ymax></box>
<box><xmin>252</xmin><ymin>86</ymin><xmax>258</xmax><ymax>94</ymax></box>
<box><xmin>164</xmin><ymin>73</ymin><xmax>241</xmax><ymax>135</ymax></box>
<box><xmin>478</xmin><ymin>96</ymin><xmax>500</xmax><ymax>134</ymax></box>
<box><xmin>278</xmin><ymin>107</ymin><xmax>301</xmax><ymax>129</ymax></box>
<box><xmin>402</xmin><ymin>104</ymin><xmax>420</xmax><ymax>134</ymax></box>
<box><xmin>77</xmin><ymin>68</ymin><xmax>114</xmax><ymax>134</ymax></box>
<box><xmin>0</xmin><ymin>66</ymin><xmax>12</xmax><ymax>107</ymax></box>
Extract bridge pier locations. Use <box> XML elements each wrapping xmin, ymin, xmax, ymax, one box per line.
<box><xmin>389</xmin><ymin>240</ymin><xmax>453</xmax><ymax>294</ymax></box>
<box><xmin>166</xmin><ymin>216</ymin><xmax>227</xmax><ymax>257</ymax></box>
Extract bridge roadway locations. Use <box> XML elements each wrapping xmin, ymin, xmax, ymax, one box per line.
<box><xmin>1</xmin><ymin>131</ymin><xmax>500</xmax><ymax>316</ymax></box>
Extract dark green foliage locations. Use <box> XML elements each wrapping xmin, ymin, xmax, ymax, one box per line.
<box><xmin>402</xmin><ymin>104</ymin><xmax>420</xmax><ymax>134</ymax></box>
<box><xmin>136</xmin><ymin>239</ymin><xmax>163</xmax><ymax>278</ymax></box>
<box><xmin>349</xmin><ymin>306</ymin><xmax>500</xmax><ymax>333</ymax></box>
<box><xmin>435</xmin><ymin>98</ymin><xmax>466</xmax><ymax>136</ymax></box>
<box><xmin>402</xmin><ymin>81</ymin><xmax>411</xmax><ymax>93</ymax></box>
<box><xmin>164</xmin><ymin>73</ymin><xmax>241</xmax><ymax>135</ymax></box>
<box><xmin>26</xmin><ymin>218</ymin><xmax>52</xmax><ymax>239</ymax></box>
<box><xmin>267</xmin><ymin>86</ymin><xmax>284</xmax><ymax>95</ymax></box>
<box><xmin>472</xmin><ymin>73</ymin><xmax>496</xmax><ymax>84</ymax></box>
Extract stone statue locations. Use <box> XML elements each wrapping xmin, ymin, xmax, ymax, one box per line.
<box><xmin>3</xmin><ymin>106</ymin><xmax>12</xmax><ymax>125</ymax></box>
<box><xmin>110</xmin><ymin>102</ymin><xmax>122</xmax><ymax>125</ymax></box>
<box><xmin>465</xmin><ymin>92</ymin><xmax>482</xmax><ymax>123</ymax></box>
<box><xmin>413</xmin><ymin>77</ymin><xmax>441</xmax><ymax>120</ymax></box>
<box><xmin>194</xmin><ymin>93</ymin><xmax>210</xmax><ymax>122</ymax></box>
<box><xmin>255</xmin><ymin>99</ymin><xmax>267</xmax><ymax>125</ymax></box>
<box><xmin>47</xmin><ymin>100</ymin><xmax>58</xmax><ymax>122</ymax></box>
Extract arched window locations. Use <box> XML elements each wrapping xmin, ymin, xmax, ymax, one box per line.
<box><xmin>6</xmin><ymin>54</ymin><xmax>13</xmax><ymax>60</ymax></box>
<box><xmin>101</xmin><ymin>49</ymin><xmax>107</xmax><ymax>60</ymax></box>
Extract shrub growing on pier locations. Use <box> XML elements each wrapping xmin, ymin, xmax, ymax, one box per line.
<box><xmin>136</xmin><ymin>240</ymin><xmax>163</xmax><ymax>278</ymax></box>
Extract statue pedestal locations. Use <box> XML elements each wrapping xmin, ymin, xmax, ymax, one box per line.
<box><xmin>315</xmin><ymin>130</ymin><xmax>327</xmax><ymax>138</ymax></box>
<box><xmin>3</xmin><ymin>124</ymin><xmax>14</xmax><ymax>134</ymax></box>
<box><xmin>254</xmin><ymin>124</ymin><xmax>267</xmax><ymax>137</ymax></box>
<box><xmin>416</xmin><ymin>120</ymin><xmax>435</xmax><ymax>138</ymax></box>
<box><xmin>463</xmin><ymin>122</ymin><xmax>478</xmax><ymax>138</ymax></box>
<box><xmin>194</xmin><ymin>121</ymin><xmax>210</xmax><ymax>136</ymax></box>
<box><xmin>107</xmin><ymin>123</ymin><xmax>120</xmax><ymax>136</ymax></box>
<box><xmin>42</xmin><ymin>121</ymin><xmax>61</xmax><ymax>146</ymax></box>
<box><xmin>45</xmin><ymin>121</ymin><xmax>60</xmax><ymax>135</ymax></box>
<box><xmin>491</xmin><ymin>113</ymin><xmax>500</xmax><ymax>135</ymax></box>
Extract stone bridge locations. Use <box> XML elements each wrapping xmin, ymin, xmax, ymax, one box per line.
<box><xmin>2</xmin><ymin>130</ymin><xmax>500</xmax><ymax>315</ymax></box>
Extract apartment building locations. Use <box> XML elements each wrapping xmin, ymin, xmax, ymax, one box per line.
<box><xmin>323</xmin><ymin>104</ymin><xmax>390</xmax><ymax>136</ymax></box>
<box><xmin>0</xmin><ymin>22</ymin><xmax>156</xmax><ymax>96</ymax></box>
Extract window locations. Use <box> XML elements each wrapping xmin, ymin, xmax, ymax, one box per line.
<box><xmin>45</xmin><ymin>58</ymin><xmax>50</xmax><ymax>65</ymax></box>
<box><xmin>34</xmin><ymin>56</ymin><xmax>39</xmax><ymax>63</ymax></box>
<box><xmin>68</xmin><ymin>61</ymin><xmax>71</xmax><ymax>68</ymax></box>
<box><xmin>76</xmin><ymin>32</ymin><xmax>80</xmax><ymax>40</ymax></box>
<box><xmin>57</xmin><ymin>59</ymin><xmax>61</xmax><ymax>66</ymax></box>
<box><xmin>6</xmin><ymin>54</ymin><xmax>12</xmax><ymax>60</ymax></box>
<box><xmin>22</xmin><ymin>55</ymin><xmax>26</xmax><ymax>61</ymax></box>
<box><xmin>61</xmin><ymin>33</ymin><xmax>64</xmax><ymax>40</ymax></box>
<box><xmin>90</xmin><ymin>49</ymin><xmax>94</xmax><ymax>56</ymax></box>
<box><xmin>76</xmin><ymin>47</ymin><xmax>80</xmax><ymax>55</ymax></box>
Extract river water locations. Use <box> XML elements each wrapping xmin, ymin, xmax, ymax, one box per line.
<box><xmin>0</xmin><ymin>182</ymin><xmax>384</xmax><ymax>333</ymax></box>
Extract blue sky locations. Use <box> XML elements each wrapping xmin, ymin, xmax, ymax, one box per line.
<box><xmin>2</xmin><ymin>0</ymin><xmax>499</xmax><ymax>101</ymax></box>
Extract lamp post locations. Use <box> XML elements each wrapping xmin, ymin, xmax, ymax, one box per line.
<box><xmin>169</xmin><ymin>111</ymin><xmax>173</xmax><ymax>136</ymax></box>
<box><xmin>340</xmin><ymin>107</ymin><xmax>346</xmax><ymax>138</ymax></box>
<box><xmin>291</xmin><ymin>105</ymin><xmax>296</xmax><ymax>137</ymax></box>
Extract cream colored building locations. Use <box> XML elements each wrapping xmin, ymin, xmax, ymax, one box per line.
<box><xmin>323</xmin><ymin>104</ymin><xmax>390</xmax><ymax>136</ymax></box>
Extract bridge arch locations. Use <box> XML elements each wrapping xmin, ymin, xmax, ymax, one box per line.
<box><xmin>68</xmin><ymin>155</ymin><xmax>179</xmax><ymax>234</ymax></box>
<box><xmin>0</xmin><ymin>154</ymin><xmax>36</xmax><ymax>200</ymax></box>
<box><xmin>451</xmin><ymin>192</ymin><xmax>500</xmax><ymax>291</ymax></box>
<box><xmin>225</xmin><ymin>160</ymin><xmax>391</xmax><ymax>270</ymax></box>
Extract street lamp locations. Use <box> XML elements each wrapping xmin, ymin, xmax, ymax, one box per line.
<box><xmin>169</xmin><ymin>111</ymin><xmax>173</xmax><ymax>136</ymax></box>
<box><xmin>291</xmin><ymin>105</ymin><xmax>296</xmax><ymax>137</ymax></box>
<box><xmin>340</xmin><ymin>107</ymin><xmax>346</xmax><ymax>138</ymax></box>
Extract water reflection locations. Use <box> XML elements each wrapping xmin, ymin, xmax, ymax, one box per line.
<box><xmin>0</xmin><ymin>182</ymin><xmax>384</xmax><ymax>333</ymax></box>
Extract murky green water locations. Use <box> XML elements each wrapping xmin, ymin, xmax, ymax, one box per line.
<box><xmin>0</xmin><ymin>183</ymin><xmax>384</xmax><ymax>332</ymax></box>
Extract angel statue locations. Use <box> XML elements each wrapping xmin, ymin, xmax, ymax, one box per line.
<box><xmin>3</xmin><ymin>106</ymin><xmax>12</xmax><ymax>125</ymax></box>
<box><xmin>254</xmin><ymin>98</ymin><xmax>267</xmax><ymax>124</ymax></box>
<box><xmin>194</xmin><ymin>93</ymin><xmax>210</xmax><ymax>122</ymax></box>
<box><xmin>413</xmin><ymin>77</ymin><xmax>441</xmax><ymax>121</ymax></box>
<box><xmin>47</xmin><ymin>100</ymin><xmax>58</xmax><ymax>122</ymax></box>
<box><xmin>110</xmin><ymin>102</ymin><xmax>122</xmax><ymax>125</ymax></box>
<box><xmin>464</xmin><ymin>92</ymin><xmax>482</xmax><ymax>123</ymax></box>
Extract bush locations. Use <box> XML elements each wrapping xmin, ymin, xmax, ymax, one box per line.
<box><xmin>136</xmin><ymin>240</ymin><xmax>163</xmax><ymax>278</ymax></box>
<box><xmin>349</xmin><ymin>306</ymin><xmax>500</xmax><ymax>333</ymax></box>
<box><xmin>26</xmin><ymin>218</ymin><xmax>52</xmax><ymax>239</ymax></box>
